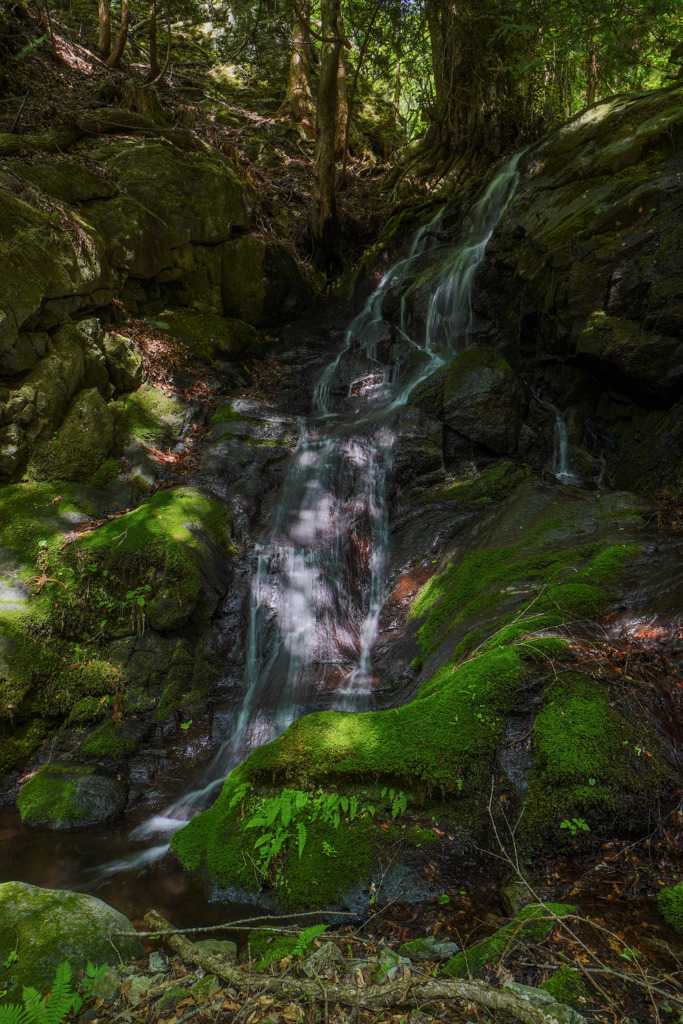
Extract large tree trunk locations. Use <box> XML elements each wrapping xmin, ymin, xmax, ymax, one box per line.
<box><xmin>285</xmin><ymin>1</ymin><xmax>314</xmax><ymax>121</ymax></box>
<box><xmin>312</xmin><ymin>0</ymin><xmax>342</xmax><ymax>268</ymax></box>
<box><xmin>148</xmin><ymin>0</ymin><xmax>159</xmax><ymax>80</ymax></box>
<box><xmin>107</xmin><ymin>0</ymin><xmax>130</xmax><ymax>67</ymax></box>
<box><xmin>98</xmin><ymin>0</ymin><xmax>111</xmax><ymax>59</ymax></box>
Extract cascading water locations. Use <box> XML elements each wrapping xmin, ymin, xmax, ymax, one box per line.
<box><xmin>551</xmin><ymin>408</ymin><xmax>581</xmax><ymax>485</ymax></box>
<box><xmin>98</xmin><ymin>152</ymin><xmax>524</xmax><ymax>875</ymax></box>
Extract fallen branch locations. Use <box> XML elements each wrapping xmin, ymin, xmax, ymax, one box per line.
<box><xmin>144</xmin><ymin>911</ymin><xmax>585</xmax><ymax>1024</ymax></box>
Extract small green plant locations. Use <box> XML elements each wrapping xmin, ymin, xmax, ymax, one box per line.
<box><xmin>0</xmin><ymin>961</ymin><xmax>79</xmax><ymax>1024</ymax></box>
<box><xmin>290</xmin><ymin>925</ymin><xmax>328</xmax><ymax>958</ymax></box>
<box><xmin>560</xmin><ymin>817</ymin><xmax>591</xmax><ymax>836</ymax></box>
<box><xmin>80</xmin><ymin>963</ymin><xmax>108</xmax><ymax>997</ymax></box>
<box><xmin>243</xmin><ymin>787</ymin><xmax>401</xmax><ymax>883</ymax></box>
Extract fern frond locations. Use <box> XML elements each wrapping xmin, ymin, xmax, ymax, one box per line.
<box><xmin>20</xmin><ymin>988</ymin><xmax>43</xmax><ymax>1024</ymax></box>
<box><xmin>297</xmin><ymin>821</ymin><xmax>307</xmax><ymax>858</ymax></box>
<box><xmin>0</xmin><ymin>1002</ymin><xmax>28</xmax><ymax>1024</ymax></box>
<box><xmin>291</xmin><ymin>924</ymin><xmax>328</xmax><ymax>958</ymax></box>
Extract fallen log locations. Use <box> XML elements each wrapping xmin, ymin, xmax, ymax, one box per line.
<box><xmin>144</xmin><ymin>910</ymin><xmax>584</xmax><ymax>1024</ymax></box>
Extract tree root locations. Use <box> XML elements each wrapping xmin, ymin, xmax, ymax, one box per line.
<box><xmin>0</xmin><ymin>108</ymin><xmax>200</xmax><ymax>157</ymax></box>
<box><xmin>144</xmin><ymin>911</ymin><xmax>584</xmax><ymax>1024</ymax></box>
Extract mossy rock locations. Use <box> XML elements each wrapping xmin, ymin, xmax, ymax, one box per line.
<box><xmin>658</xmin><ymin>882</ymin><xmax>683</xmax><ymax>933</ymax></box>
<box><xmin>156</xmin><ymin>309</ymin><xmax>262</xmax><ymax>364</ymax></box>
<box><xmin>441</xmin><ymin>346</ymin><xmax>530</xmax><ymax>456</ymax></box>
<box><xmin>103</xmin><ymin>334</ymin><xmax>144</xmax><ymax>392</ymax></box>
<box><xmin>443</xmin><ymin>903</ymin><xmax>576</xmax><ymax>978</ymax></box>
<box><xmin>16</xmin><ymin>763</ymin><xmax>127</xmax><ymax>828</ymax></box>
<box><xmin>0</xmin><ymin>881</ymin><xmax>142</xmax><ymax>1000</ymax></box>
<box><xmin>27</xmin><ymin>388</ymin><xmax>114</xmax><ymax>483</ymax></box>
<box><xmin>539</xmin><ymin>966</ymin><xmax>587</xmax><ymax>1007</ymax></box>
<box><xmin>221</xmin><ymin>237</ymin><xmax>311</xmax><ymax>326</ymax></box>
<box><xmin>113</xmin><ymin>382</ymin><xmax>186</xmax><ymax>449</ymax></box>
<box><xmin>521</xmin><ymin>674</ymin><xmax>670</xmax><ymax>850</ymax></box>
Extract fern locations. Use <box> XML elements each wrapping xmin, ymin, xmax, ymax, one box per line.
<box><xmin>290</xmin><ymin>924</ymin><xmax>328</xmax><ymax>958</ymax></box>
<box><xmin>0</xmin><ymin>963</ymin><xmax>77</xmax><ymax>1024</ymax></box>
<box><xmin>296</xmin><ymin>821</ymin><xmax>307</xmax><ymax>858</ymax></box>
<box><xmin>229</xmin><ymin>782</ymin><xmax>252</xmax><ymax>810</ymax></box>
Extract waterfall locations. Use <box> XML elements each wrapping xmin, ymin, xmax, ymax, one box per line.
<box><xmin>551</xmin><ymin>408</ymin><xmax>581</xmax><ymax>485</ymax></box>
<box><xmin>105</xmin><ymin>152</ymin><xmax>524</xmax><ymax>867</ymax></box>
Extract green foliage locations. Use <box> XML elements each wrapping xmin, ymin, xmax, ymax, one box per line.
<box><xmin>0</xmin><ymin>962</ymin><xmax>78</xmax><ymax>1024</ymax></box>
<box><xmin>244</xmin><ymin>787</ymin><xmax>383</xmax><ymax>880</ymax></box>
<box><xmin>560</xmin><ymin>817</ymin><xmax>590</xmax><ymax>837</ymax></box>
<box><xmin>657</xmin><ymin>882</ymin><xmax>683</xmax><ymax>934</ymax></box>
<box><xmin>290</xmin><ymin>925</ymin><xmax>328</xmax><ymax>959</ymax></box>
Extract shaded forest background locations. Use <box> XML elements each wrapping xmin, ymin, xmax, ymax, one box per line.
<box><xmin>1</xmin><ymin>0</ymin><xmax>681</xmax><ymax>266</ymax></box>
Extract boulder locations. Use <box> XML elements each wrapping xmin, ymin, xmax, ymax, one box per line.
<box><xmin>0</xmin><ymin>881</ymin><xmax>142</xmax><ymax>999</ymax></box>
<box><xmin>442</xmin><ymin>345</ymin><xmax>529</xmax><ymax>455</ymax></box>
<box><xmin>11</xmin><ymin>160</ymin><xmax>116</xmax><ymax>204</ymax></box>
<box><xmin>576</xmin><ymin>311</ymin><xmax>683</xmax><ymax>406</ymax></box>
<box><xmin>16</xmin><ymin>764</ymin><xmax>127</xmax><ymax>828</ymax></box>
<box><xmin>96</xmin><ymin>140</ymin><xmax>255</xmax><ymax>247</ymax></box>
<box><xmin>27</xmin><ymin>388</ymin><xmax>114</xmax><ymax>482</ymax></box>
<box><xmin>103</xmin><ymin>333</ymin><xmax>145</xmax><ymax>391</ymax></box>
<box><xmin>0</xmin><ymin>332</ymin><xmax>48</xmax><ymax>376</ymax></box>
<box><xmin>0</xmin><ymin>423</ymin><xmax>26</xmax><ymax>479</ymax></box>
<box><xmin>221</xmin><ymin>237</ymin><xmax>312</xmax><ymax>326</ymax></box>
<box><xmin>0</xmin><ymin>190</ymin><xmax>113</xmax><ymax>358</ymax></box>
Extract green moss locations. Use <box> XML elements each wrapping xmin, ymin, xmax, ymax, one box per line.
<box><xmin>78</xmin><ymin>721</ymin><xmax>137</xmax><ymax>760</ymax></box>
<box><xmin>0</xmin><ymin>720</ymin><xmax>47</xmax><ymax>777</ymax></box>
<box><xmin>114</xmin><ymin>383</ymin><xmax>186</xmax><ymax>448</ymax></box>
<box><xmin>522</xmin><ymin>674</ymin><xmax>668</xmax><ymax>849</ymax></box>
<box><xmin>409</xmin><ymin>539</ymin><xmax>638</xmax><ymax>659</ymax></box>
<box><xmin>89</xmin><ymin>458</ymin><xmax>122</xmax><ymax>489</ymax></box>
<box><xmin>657</xmin><ymin>883</ymin><xmax>683</xmax><ymax>934</ymax></box>
<box><xmin>417</xmin><ymin>463</ymin><xmax>532</xmax><ymax>507</ymax></box>
<box><xmin>0</xmin><ymin>482</ymin><xmax>96</xmax><ymax>560</ymax></box>
<box><xmin>68</xmin><ymin>695</ymin><xmax>109</xmax><ymax>726</ymax></box>
<box><xmin>172</xmin><ymin>780</ymin><xmax>378</xmax><ymax>909</ymax></box>
<box><xmin>539</xmin><ymin>966</ymin><xmax>587</xmax><ymax>1007</ymax></box>
<box><xmin>27</xmin><ymin>389</ymin><xmax>113</xmax><ymax>484</ymax></box>
<box><xmin>443</xmin><ymin>903</ymin><xmax>576</xmax><ymax>978</ymax></box>
<box><xmin>156</xmin><ymin>310</ymin><xmax>262</xmax><ymax>364</ymax></box>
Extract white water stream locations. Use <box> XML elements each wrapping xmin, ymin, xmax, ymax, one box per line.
<box><xmin>99</xmin><ymin>152</ymin><xmax>524</xmax><ymax>876</ymax></box>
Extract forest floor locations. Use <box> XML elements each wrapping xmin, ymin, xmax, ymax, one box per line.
<box><xmin>0</xmin><ymin>3</ymin><xmax>397</xmax><ymax>274</ymax></box>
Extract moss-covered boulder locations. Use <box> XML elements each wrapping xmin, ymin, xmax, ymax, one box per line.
<box><xmin>113</xmin><ymin>382</ymin><xmax>186</xmax><ymax>449</ymax></box>
<box><xmin>0</xmin><ymin>881</ymin><xmax>142</xmax><ymax>999</ymax></box>
<box><xmin>95</xmin><ymin>140</ymin><xmax>255</xmax><ymax>247</ymax></box>
<box><xmin>658</xmin><ymin>882</ymin><xmax>683</xmax><ymax>933</ymax></box>
<box><xmin>521</xmin><ymin>674</ymin><xmax>668</xmax><ymax>850</ymax></box>
<box><xmin>0</xmin><ymin>187</ymin><xmax>113</xmax><ymax>360</ymax></box>
<box><xmin>103</xmin><ymin>334</ymin><xmax>145</xmax><ymax>392</ymax></box>
<box><xmin>221</xmin><ymin>237</ymin><xmax>312</xmax><ymax>326</ymax></box>
<box><xmin>16</xmin><ymin>763</ymin><xmax>127</xmax><ymax>828</ymax></box>
<box><xmin>27</xmin><ymin>388</ymin><xmax>114</xmax><ymax>482</ymax></box>
<box><xmin>156</xmin><ymin>309</ymin><xmax>262</xmax><ymax>364</ymax></box>
<box><xmin>441</xmin><ymin>346</ymin><xmax>529</xmax><ymax>455</ymax></box>
<box><xmin>443</xmin><ymin>903</ymin><xmax>576</xmax><ymax>978</ymax></box>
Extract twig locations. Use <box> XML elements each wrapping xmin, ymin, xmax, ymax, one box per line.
<box><xmin>11</xmin><ymin>92</ymin><xmax>30</xmax><ymax>133</ymax></box>
<box><xmin>112</xmin><ymin>909</ymin><xmax>359</xmax><ymax>939</ymax></box>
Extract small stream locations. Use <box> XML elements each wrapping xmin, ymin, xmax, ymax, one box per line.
<box><xmin>1</xmin><ymin>154</ymin><xmax>525</xmax><ymax>924</ymax></box>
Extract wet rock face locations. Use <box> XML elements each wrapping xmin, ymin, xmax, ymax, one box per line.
<box><xmin>475</xmin><ymin>84</ymin><xmax>683</xmax><ymax>493</ymax></box>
